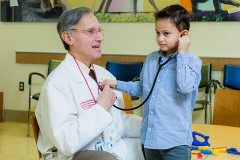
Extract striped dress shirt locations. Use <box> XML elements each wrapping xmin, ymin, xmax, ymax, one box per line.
<box><xmin>116</xmin><ymin>50</ymin><xmax>202</xmax><ymax>149</ymax></box>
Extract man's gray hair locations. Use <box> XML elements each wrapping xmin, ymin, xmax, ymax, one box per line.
<box><xmin>57</xmin><ymin>7</ymin><xmax>92</xmax><ymax>50</ymax></box>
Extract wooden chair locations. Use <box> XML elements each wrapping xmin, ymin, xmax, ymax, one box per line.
<box><xmin>213</xmin><ymin>64</ymin><xmax>240</xmax><ymax>127</ymax></box>
<box><xmin>122</xmin><ymin>92</ymin><xmax>134</xmax><ymax>114</ymax></box>
<box><xmin>213</xmin><ymin>89</ymin><xmax>240</xmax><ymax>127</ymax></box>
<box><xmin>29</xmin><ymin>92</ymin><xmax>134</xmax><ymax>159</ymax></box>
<box><xmin>28</xmin><ymin>59</ymin><xmax>62</xmax><ymax>136</ymax></box>
<box><xmin>30</xmin><ymin>115</ymin><xmax>41</xmax><ymax>159</ymax></box>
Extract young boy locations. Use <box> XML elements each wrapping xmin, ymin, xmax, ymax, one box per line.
<box><xmin>101</xmin><ymin>4</ymin><xmax>202</xmax><ymax>160</ymax></box>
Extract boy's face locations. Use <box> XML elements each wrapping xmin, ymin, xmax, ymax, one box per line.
<box><xmin>155</xmin><ymin>19</ymin><xmax>182</xmax><ymax>56</ymax></box>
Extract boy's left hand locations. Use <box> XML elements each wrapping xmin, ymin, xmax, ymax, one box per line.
<box><xmin>178</xmin><ymin>35</ymin><xmax>190</xmax><ymax>54</ymax></box>
<box><xmin>100</xmin><ymin>79</ymin><xmax>117</xmax><ymax>89</ymax></box>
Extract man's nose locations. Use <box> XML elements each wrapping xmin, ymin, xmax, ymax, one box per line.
<box><xmin>95</xmin><ymin>32</ymin><xmax>104</xmax><ymax>41</ymax></box>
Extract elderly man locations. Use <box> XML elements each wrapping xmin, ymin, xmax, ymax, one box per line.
<box><xmin>35</xmin><ymin>7</ymin><xmax>144</xmax><ymax>160</ymax></box>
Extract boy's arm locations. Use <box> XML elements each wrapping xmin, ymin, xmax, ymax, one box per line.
<box><xmin>176</xmin><ymin>53</ymin><xmax>202</xmax><ymax>94</ymax></box>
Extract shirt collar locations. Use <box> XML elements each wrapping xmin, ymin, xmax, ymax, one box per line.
<box><xmin>158</xmin><ymin>50</ymin><xmax>177</xmax><ymax>58</ymax></box>
<box><xmin>75</xmin><ymin>59</ymin><xmax>91</xmax><ymax>73</ymax></box>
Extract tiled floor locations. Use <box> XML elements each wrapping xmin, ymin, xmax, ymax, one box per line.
<box><xmin>0</xmin><ymin>122</ymin><xmax>39</xmax><ymax>160</ymax></box>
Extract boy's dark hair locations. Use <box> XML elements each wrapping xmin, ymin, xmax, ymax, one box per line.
<box><xmin>154</xmin><ymin>4</ymin><xmax>190</xmax><ymax>31</ymax></box>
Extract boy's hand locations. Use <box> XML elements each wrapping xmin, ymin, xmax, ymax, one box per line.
<box><xmin>100</xmin><ymin>79</ymin><xmax>117</xmax><ymax>89</ymax></box>
<box><xmin>178</xmin><ymin>35</ymin><xmax>190</xmax><ymax>54</ymax></box>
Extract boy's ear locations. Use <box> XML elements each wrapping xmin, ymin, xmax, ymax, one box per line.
<box><xmin>181</xmin><ymin>30</ymin><xmax>189</xmax><ymax>36</ymax></box>
<box><xmin>62</xmin><ymin>31</ymin><xmax>73</xmax><ymax>45</ymax></box>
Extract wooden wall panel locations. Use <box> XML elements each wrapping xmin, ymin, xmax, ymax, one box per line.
<box><xmin>16</xmin><ymin>52</ymin><xmax>240</xmax><ymax>71</ymax></box>
<box><xmin>16</xmin><ymin>52</ymin><xmax>146</xmax><ymax>66</ymax></box>
<box><xmin>16</xmin><ymin>52</ymin><xmax>66</xmax><ymax>64</ymax></box>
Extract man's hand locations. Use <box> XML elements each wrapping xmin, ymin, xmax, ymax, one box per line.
<box><xmin>97</xmin><ymin>85</ymin><xmax>116</xmax><ymax>111</ymax></box>
<box><xmin>100</xmin><ymin>79</ymin><xmax>117</xmax><ymax>89</ymax></box>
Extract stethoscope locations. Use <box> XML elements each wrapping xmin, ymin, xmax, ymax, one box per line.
<box><xmin>101</xmin><ymin>52</ymin><xmax>178</xmax><ymax>111</ymax></box>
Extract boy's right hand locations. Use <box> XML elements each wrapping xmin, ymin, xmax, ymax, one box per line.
<box><xmin>178</xmin><ymin>35</ymin><xmax>190</xmax><ymax>54</ymax></box>
<box><xmin>100</xmin><ymin>79</ymin><xmax>117</xmax><ymax>89</ymax></box>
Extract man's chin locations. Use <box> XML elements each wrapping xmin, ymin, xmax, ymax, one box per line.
<box><xmin>94</xmin><ymin>53</ymin><xmax>102</xmax><ymax>60</ymax></box>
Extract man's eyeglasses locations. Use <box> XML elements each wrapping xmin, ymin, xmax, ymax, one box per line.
<box><xmin>69</xmin><ymin>28</ymin><xmax>104</xmax><ymax>38</ymax></box>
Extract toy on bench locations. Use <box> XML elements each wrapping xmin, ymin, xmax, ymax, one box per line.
<box><xmin>191</xmin><ymin>131</ymin><xmax>229</xmax><ymax>157</ymax></box>
<box><xmin>192</xmin><ymin>131</ymin><xmax>210</xmax><ymax>147</ymax></box>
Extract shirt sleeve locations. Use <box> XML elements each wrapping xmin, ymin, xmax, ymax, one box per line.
<box><xmin>176</xmin><ymin>53</ymin><xmax>202</xmax><ymax>94</ymax></box>
<box><xmin>116</xmin><ymin>80</ymin><xmax>143</xmax><ymax>97</ymax></box>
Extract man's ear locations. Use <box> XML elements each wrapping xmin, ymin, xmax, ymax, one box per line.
<box><xmin>62</xmin><ymin>31</ymin><xmax>74</xmax><ymax>45</ymax></box>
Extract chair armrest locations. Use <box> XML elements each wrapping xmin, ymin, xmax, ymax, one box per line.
<box><xmin>205</xmin><ymin>79</ymin><xmax>223</xmax><ymax>94</ymax></box>
<box><xmin>28</xmin><ymin>72</ymin><xmax>45</xmax><ymax>85</ymax></box>
<box><xmin>205</xmin><ymin>80</ymin><xmax>213</xmax><ymax>94</ymax></box>
<box><xmin>132</xmin><ymin>76</ymin><xmax>140</xmax><ymax>82</ymax></box>
<box><xmin>212</xmin><ymin>79</ymin><xmax>223</xmax><ymax>93</ymax></box>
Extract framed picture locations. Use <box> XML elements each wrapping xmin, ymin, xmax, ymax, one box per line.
<box><xmin>1</xmin><ymin>0</ymin><xmax>240</xmax><ymax>22</ymax></box>
<box><xmin>180</xmin><ymin>0</ymin><xmax>240</xmax><ymax>21</ymax></box>
<box><xmin>0</xmin><ymin>0</ymin><xmax>178</xmax><ymax>22</ymax></box>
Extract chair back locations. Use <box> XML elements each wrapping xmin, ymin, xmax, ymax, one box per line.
<box><xmin>199</xmin><ymin>63</ymin><xmax>212</xmax><ymax>88</ymax></box>
<box><xmin>47</xmin><ymin>59</ymin><xmax>62</xmax><ymax>76</ymax></box>
<box><xmin>223</xmin><ymin>64</ymin><xmax>240</xmax><ymax>90</ymax></box>
<box><xmin>106</xmin><ymin>61</ymin><xmax>143</xmax><ymax>81</ymax></box>
<box><xmin>213</xmin><ymin>89</ymin><xmax>240</xmax><ymax>127</ymax></box>
<box><xmin>30</xmin><ymin>115</ymin><xmax>41</xmax><ymax>159</ymax></box>
<box><xmin>122</xmin><ymin>92</ymin><xmax>133</xmax><ymax>114</ymax></box>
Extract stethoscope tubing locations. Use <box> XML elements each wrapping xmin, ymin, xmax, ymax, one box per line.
<box><xmin>113</xmin><ymin>52</ymin><xmax>178</xmax><ymax>111</ymax></box>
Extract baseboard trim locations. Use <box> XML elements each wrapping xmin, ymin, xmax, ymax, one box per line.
<box><xmin>3</xmin><ymin>109</ymin><xmax>35</xmax><ymax>123</ymax></box>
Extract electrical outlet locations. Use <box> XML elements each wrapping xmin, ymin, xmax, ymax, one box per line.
<box><xmin>19</xmin><ymin>82</ymin><xmax>24</xmax><ymax>91</ymax></box>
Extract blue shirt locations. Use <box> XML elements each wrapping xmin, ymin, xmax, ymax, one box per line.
<box><xmin>116</xmin><ymin>50</ymin><xmax>202</xmax><ymax>149</ymax></box>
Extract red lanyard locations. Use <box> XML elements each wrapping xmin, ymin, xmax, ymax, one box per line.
<box><xmin>72</xmin><ymin>55</ymin><xmax>100</xmax><ymax>102</ymax></box>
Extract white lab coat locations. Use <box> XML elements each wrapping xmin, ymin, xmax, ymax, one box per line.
<box><xmin>35</xmin><ymin>53</ymin><xmax>144</xmax><ymax>160</ymax></box>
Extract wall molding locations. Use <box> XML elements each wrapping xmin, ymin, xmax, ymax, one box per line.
<box><xmin>4</xmin><ymin>109</ymin><xmax>34</xmax><ymax>123</ymax></box>
<box><xmin>16</xmin><ymin>51</ymin><xmax>240</xmax><ymax>71</ymax></box>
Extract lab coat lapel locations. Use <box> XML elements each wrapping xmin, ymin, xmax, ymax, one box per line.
<box><xmin>64</xmin><ymin>53</ymin><xmax>99</xmax><ymax>92</ymax></box>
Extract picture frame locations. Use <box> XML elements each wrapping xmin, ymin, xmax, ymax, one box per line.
<box><xmin>1</xmin><ymin>0</ymin><xmax>240</xmax><ymax>22</ymax></box>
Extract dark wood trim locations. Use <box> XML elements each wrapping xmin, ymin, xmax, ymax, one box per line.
<box><xmin>16</xmin><ymin>52</ymin><xmax>146</xmax><ymax>66</ymax></box>
<box><xmin>16</xmin><ymin>52</ymin><xmax>240</xmax><ymax>71</ymax></box>
<box><xmin>16</xmin><ymin>52</ymin><xmax>66</xmax><ymax>64</ymax></box>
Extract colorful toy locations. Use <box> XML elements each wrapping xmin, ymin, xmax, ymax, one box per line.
<box><xmin>192</xmin><ymin>131</ymin><xmax>210</xmax><ymax>147</ymax></box>
<box><xmin>192</xmin><ymin>146</ymin><xmax>198</xmax><ymax>150</ymax></box>
<box><xmin>191</xmin><ymin>131</ymin><xmax>239</xmax><ymax>158</ymax></box>
<box><xmin>192</xmin><ymin>146</ymin><xmax>213</xmax><ymax>156</ymax></box>
<box><xmin>198</xmin><ymin>146</ymin><xmax>211</xmax><ymax>150</ymax></box>
<box><xmin>197</xmin><ymin>152</ymin><xmax>203</xmax><ymax>159</ymax></box>
<box><xmin>200</xmin><ymin>150</ymin><xmax>213</xmax><ymax>154</ymax></box>
<box><xmin>191</xmin><ymin>150</ymin><xmax>199</xmax><ymax>154</ymax></box>
<box><xmin>212</xmin><ymin>147</ymin><xmax>227</xmax><ymax>152</ymax></box>
<box><xmin>227</xmin><ymin>148</ymin><xmax>240</xmax><ymax>155</ymax></box>
<box><xmin>192</xmin><ymin>146</ymin><xmax>211</xmax><ymax>150</ymax></box>
<box><xmin>212</xmin><ymin>147</ymin><xmax>227</xmax><ymax>156</ymax></box>
<box><xmin>191</xmin><ymin>151</ymin><xmax>208</xmax><ymax>159</ymax></box>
